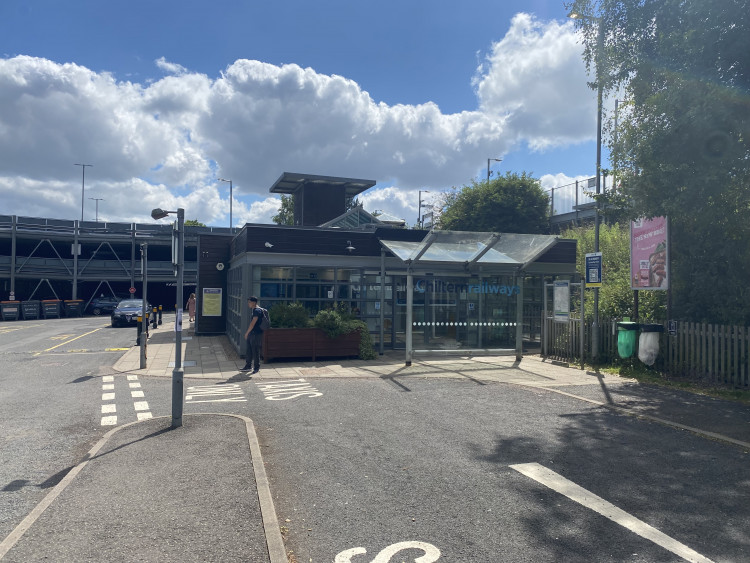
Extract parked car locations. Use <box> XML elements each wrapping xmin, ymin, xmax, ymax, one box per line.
<box><xmin>87</xmin><ymin>296</ymin><xmax>123</xmax><ymax>316</ymax></box>
<box><xmin>111</xmin><ymin>299</ymin><xmax>152</xmax><ymax>327</ymax></box>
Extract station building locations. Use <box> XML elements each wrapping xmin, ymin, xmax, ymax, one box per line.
<box><xmin>0</xmin><ymin>172</ymin><xmax>577</xmax><ymax>361</ymax></box>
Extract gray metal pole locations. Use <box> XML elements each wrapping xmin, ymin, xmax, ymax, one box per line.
<box><xmin>379</xmin><ymin>249</ymin><xmax>385</xmax><ymax>355</ymax></box>
<box><xmin>515</xmin><ymin>272</ymin><xmax>524</xmax><ymax>361</ymax></box>
<box><xmin>172</xmin><ymin>208</ymin><xmax>185</xmax><ymax>428</ymax></box>
<box><xmin>140</xmin><ymin>243</ymin><xmax>148</xmax><ymax>369</ymax></box>
<box><xmin>592</xmin><ymin>20</ymin><xmax>604</xmax><ymax>363</ymax></box>
<box><xmin>10</xmin><ymin>216</ymin><xmax>16</xmax><ymax>296</ymax></box>
<box><xmin>72</xmin><ymin>221</ymin><xmax>79</xmax><ymax>300</ymax></box>
<box><xmin>405</xmin><ymin>269</ymin><xmax>413</xmax><ymax>366</ymax></box>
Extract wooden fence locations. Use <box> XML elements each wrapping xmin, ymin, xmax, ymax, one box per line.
<box><xmin>542</xmin><ymin>317</ymin><xmax>750</xmax><ymax>388</ymax></box>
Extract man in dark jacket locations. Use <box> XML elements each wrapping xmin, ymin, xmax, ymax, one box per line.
<box><xmin>241</xmin><ymin>296</ymin><xmax>263</xmax><ymax>373</ymax></box>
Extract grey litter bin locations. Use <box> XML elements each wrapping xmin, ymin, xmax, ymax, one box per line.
<box><xmin>1</xmin><ymin>301</ymin><xmax>20</xmax><ymax>321</ymax></box>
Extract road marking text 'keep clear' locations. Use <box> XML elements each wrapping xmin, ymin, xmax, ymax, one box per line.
<box><xmin>255</xmin><ymin>378</ymin><xmax>322</xmax><ymax>401</ymax></box>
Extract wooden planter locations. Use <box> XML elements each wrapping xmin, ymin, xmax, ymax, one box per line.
<box><xmin>263</xmin><ymin>327</ymin><xmax>361</xmax><ymax>362</ymax></box>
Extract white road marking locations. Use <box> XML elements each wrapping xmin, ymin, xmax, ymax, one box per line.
<box><xmin>186</xmin><ymin>384</ymin><xmax>246</xmax><ymax>403</ymax></box>
<box><xmin>137</xmin><ymin>412</ymin><xmax>153</xmax><ymax>421</ymax></box>
<box><xmin>100</xmin><ymin>416</ymin><xmax>117</xmax><ymax>426</ymax></box>
<box><xmin>255</xmin><ymin>378</ymin><xmax>323</xmax><ymax>401</ymax></box>
<box><xmin>102</xmin><ymin>376</ymin><xmax>114</xmax><ymax>382</ymax></box>
<box><xmin>131</xmin><ymin>390</ymin><xmax>145</xmax><ymax>398</ymax></box>
<box><xmin>129</xmin><ymin>382</ymin><xmax>141</xmax><ymax>388</ymax></box>
<box><xmin>133</xmin><ymin>401</ymin><xmax>149</xmax><ymax>411</ymax></box>
<box><xmin>102</xmin><ymin>392</ymin><xmax>115</xmax><ymax>401</ymax></box>
<box><xmin>510</xmin><ymin>463</ymin><xmax>714</xmax><ymax>563</ymax></box>
<box><xmin>335</xmin><ymin>541</ymin><xmax>441</xmax><ymax>563</ymax></box>
<box><xmin>127</xmin><ymin>375</ymin><xmax>138</xmax><ymax>381</ymax></box>
<box><xmin>102</xmin><ymin>383</ymin><xmax>114</xmax><ymax>390</ymax></box>
<box><xmin>101</xmin><ymin>404</ymin><xmax>116</xmax><ymax>414</ymax></box>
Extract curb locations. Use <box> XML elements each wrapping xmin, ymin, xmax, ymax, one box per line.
<box><xmin>0</xmin><ymin>414</ymin><xmax>287</xmax><ymax>563</ymax></box>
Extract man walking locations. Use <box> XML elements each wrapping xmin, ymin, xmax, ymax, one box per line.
<box><xmin>242</xmin><ymin>296</ymin><xmax>263</xmax><ymax>373</ymax></box>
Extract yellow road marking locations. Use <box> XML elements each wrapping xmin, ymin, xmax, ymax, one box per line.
<box><xmin>50</xmin><ymin>334</ymin><xmax>76</xmax><ymax>340</ymax></box>
<box><xmin>35</xmin><ymin>327</ymin><xmax>105</xmax><ymax>356</ymax></box>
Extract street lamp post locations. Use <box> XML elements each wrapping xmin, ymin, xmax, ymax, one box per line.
<box><xmin>151</xmin><ymin>207</ymin><xmax>185</xmax><ymax>428</ymax></box>
<box><xmin>418</xmin><ymin>190</ymin><xmax>430</xmax><ymax>228</ymax></box>
<box><xmin>88</xmin><ymin>197</ymin><xmax>104</xmax><ymax>222</ymax></box>
<box><xmin>487</xmin><ymin>158</ymin><xmax>502</xmax><ymax>186</ymax></box>
<box><xmin>569</xmin><ymin>11</ymin><xmax>604</xmax><ymax>362</ymax></box>
<box><xmin>218</xmin><ymin>178</ymin><xmax>233</xmax><ymax>231</ymax></box>
<box><xmin>74</xmin><ymin>163</ymin><xmax>93</xmax><ymax>221</ymax></box>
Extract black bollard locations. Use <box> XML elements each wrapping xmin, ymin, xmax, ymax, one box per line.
<box><xmin>158</xmin><ymin>305</ymin><xmax>163</xmax><ymax>325</ymax></box>
<box><xmin>152</xmin><ymin>307</ymin><xmax>158</xmax><ymax>329</ymax></box>
<box><xmin>136</xmin><ymin>315</ymin><xmax>142</xmax><ymax>345</ymax></box>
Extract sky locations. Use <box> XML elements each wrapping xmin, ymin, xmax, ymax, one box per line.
<box><xmin>0</xmin><ymin>0</ymin><xmax>609</xmax><ymax>227</ymax></box>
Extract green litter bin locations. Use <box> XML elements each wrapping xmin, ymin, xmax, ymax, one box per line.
<box><xmin>616</xmin><ymin>320</ymin><xmax>639</xmax><ymax>359</ymax></box>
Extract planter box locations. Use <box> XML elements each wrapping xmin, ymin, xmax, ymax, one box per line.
<box><xmin>262</xmin><ymin>327</ymin><xmax>360</xmax><ymax>362</ymax></box>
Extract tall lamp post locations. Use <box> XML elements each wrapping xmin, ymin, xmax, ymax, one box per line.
<box><xmin>151</xmin><ymin>207</ymin><xmax>185</xmax><ymax>428</ymax></box>
<box><xmin>418</xmin><ymin>190</ymin><xmax>430</xmax><ymax>228</ymax></box>
<box><xmin>487</xmin><ymin>158</ymin><xmax>502</xmax><ymax>186</ymax></box>
<box><xmin>218</xmin><ymin>178</ymin><xmax>233</xmax><ymax>231</ymax></box>
<box><xmin>569</xmin><ymin>10</ymin><xmax>604</xmax><ymax>362</ymax></box>
<box><xmin>74</xmin><ymin>163</ymin><xmax>93</xmax><ymax>221</ymax></box>
<box><xmin>88</xmin><ymin>197</ymin><xmax>104</xmax><ymax>222</ymax></box>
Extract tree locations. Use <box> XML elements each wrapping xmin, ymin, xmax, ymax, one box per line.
<box><xmin>437</xmin><ymin>172</ymin><xmax>549</xmax><ymax>233</ymax></box>
<box><xmin>184</xmin><ymin>219</ymin><xmax>206</xmax><ymax>227</ymax></box>
<box><xmin>569</xmin><ymin>0</ymin><xmax>750</xmax><ymax>324</ymax></box>
<box><xmin>272</xmin><ymin>194</ymin><xmax>295</xmax><ymax>225</ymax></box>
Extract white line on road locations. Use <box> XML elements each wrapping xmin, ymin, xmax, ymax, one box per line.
<box><xmin>510</xmin><ymin>463</ymin><xmax>714</xmax><ymax>563</ymax></box>
<box><xmin>100</xmin><ymin>416</ymin><xmax>117</xmax><ymax>426</ymax></box>
<box><xmin>101</xmin><ymin>404</ymin><xmax>116</xmax><ymax>414</ymax></box>
<box><xmin>133</xmin><ymin>401</ymin><xmax>149</xmax><ymax>411</ymax></box>
<box><xmin>131</xmin><ymin>390</ymin><xmax>144</xmax><ymax>398</ymax></box>
<box><xmin>102</xmin><ymin>392</ymin><xmax>115</xmax><ymax>401</ymax></box>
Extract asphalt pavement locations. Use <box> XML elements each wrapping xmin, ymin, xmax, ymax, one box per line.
<box><xmin>1</xmin><ymin>317</ymin><xmax>749</xmax><ymax>562</ymax></box>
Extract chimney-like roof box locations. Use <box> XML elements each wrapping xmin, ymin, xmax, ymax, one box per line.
<box><xmin>269</xmin><ymin>172</ymin><xmax>376</xmax><ymax>226</ymax></box>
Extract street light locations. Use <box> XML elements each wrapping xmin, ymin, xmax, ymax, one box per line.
<box><xmin>151</xmin><ymin>206</ymin><xmax>185</xmax><ymax>428</ymax></box>
<box><xmin>218</xmin><ymin>178</ymin><xmax>233</xmax><ymax>232</ymax></box>
<box><xmin>88</xmin><ymin>197</ymin><xmax>104</xmax><ymax>222</ymax></box>
<box><xmin>569</xmin><ymin>10</ymin><xmax>604</xmax><ymax>362</ymax></box>
<box><xmin>74</xmin><ymin>163</ymin><xmax>93</xmax><ymax>221</ymax></box>
<box><xmin>487</xmin><ymin>158</ymin><xmax>502</xmax><ymax>186</ymax></box>
<box><xmin>418</xmin><ymin>190</ymin><xmax>430</xmax><ymax>228</ymax></box>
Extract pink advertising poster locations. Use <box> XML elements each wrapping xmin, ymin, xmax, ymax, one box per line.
<box><xmin>631</xmin><ymin>216</ymin><xmax>668</xmax><ymax>290</ymax></box>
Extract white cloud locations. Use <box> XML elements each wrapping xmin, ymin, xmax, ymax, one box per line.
<box><xmin>155</xmin><ymin>57</ymin><xmax>188</xmax><ymax>76</ymax></box>
<box><xmin>474</xmin><ymin>13</ymin><xmax>594</xmax><ymax>150</ymax></box>
<box><xmin>0</xmin><ymin>15</ymin><xmax>593</xmax><ymax>225</ymax></box>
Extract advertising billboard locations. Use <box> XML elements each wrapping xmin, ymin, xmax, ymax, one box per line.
<box><xmin>631</xmin><ymin>217</ymin><xmax>668</xmax><ymax>290</ymax></box>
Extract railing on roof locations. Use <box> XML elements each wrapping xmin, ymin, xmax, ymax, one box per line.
<box><xmin>545</xmin><ymin>177</ymin><xmax>597</xmax><ymax>217</ymax></box>
<box><xmin>0</xmin><ymin>215</ymin><xmax>234</xmax><ymax>236</ymax></box>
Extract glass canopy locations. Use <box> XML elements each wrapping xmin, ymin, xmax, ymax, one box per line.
<box><xmin>380</xmin><ymin>231</ymin><xmax>559</xmax><ymax>269</ymax></box>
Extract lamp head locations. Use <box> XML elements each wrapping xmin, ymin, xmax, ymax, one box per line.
<box><xmin>151</xmin><ymin>208</ymin><xmax>169</xmax><ymax>220</ymax></box>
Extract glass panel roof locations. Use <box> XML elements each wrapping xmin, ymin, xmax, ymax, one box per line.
<box><xmin>380</xmin><ymin>231</ymin><xmax>558</xmax><ymax>267</ymax></box>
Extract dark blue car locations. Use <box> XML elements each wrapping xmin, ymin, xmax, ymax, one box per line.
<box><xmin>111</xmin><ymin>299</ymin><xmax>151</xmax><ymax>327</ymax></box>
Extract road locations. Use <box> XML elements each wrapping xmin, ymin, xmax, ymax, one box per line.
<box><xmin>0</xmin><ymin>316</ymin><xmax>134</xmax><ymax>541</ymax></box>
<box><xmin>2</xmin><ymin>317</ymin><xmax>749</xmax><ymax>562</ymax></box>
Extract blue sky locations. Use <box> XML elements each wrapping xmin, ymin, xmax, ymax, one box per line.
<box><xmin>0</xmin><ymin>0</ymin><xmax>604</xmax><ymax>226</ymax></box>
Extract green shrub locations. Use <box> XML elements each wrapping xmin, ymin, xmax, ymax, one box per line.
<box><xmin>268</xmin><ymin>302</ymin><xmax>311</xmax><ymax>329</ymax></box>
<box><xmin>313</xmin><ymin>305</ymin><xmax>376</xmax><ymax>360</ymax></box>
